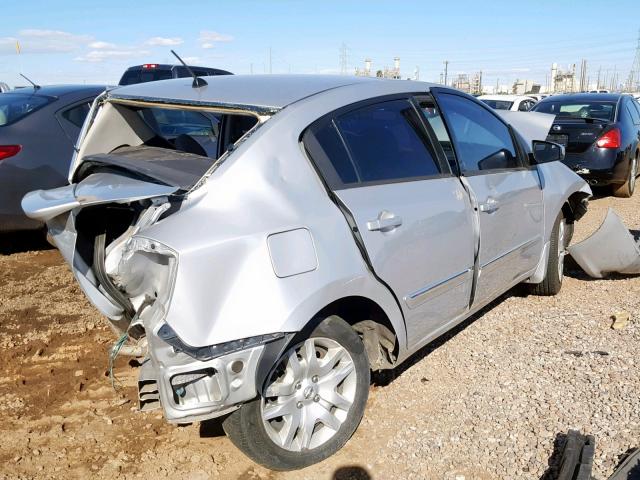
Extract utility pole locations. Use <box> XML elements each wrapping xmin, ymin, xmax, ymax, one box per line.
<box><xmin>496</xmin><ymin>77</ymin><xmax>499</xmax><ymax>93</ymax></box>
<box><xmin>339</xmin><ymin>43</ymin><xmax>348</xmax><ymax>75</ymax></box>
<box><xmin>443</xmin><ymin>60</ymin><xmax>449</xmax><ymax>86</ymax></box>
<box><xmin>597</xmin><ymin>66</ymin><xmax>601</xmax><ymax>90</ymax></box>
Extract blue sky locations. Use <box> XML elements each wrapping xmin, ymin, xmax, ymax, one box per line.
<box><xmin>1</xmin><ymin>0</ymin><xmax>638</xmax><ymax>88</ymax></box>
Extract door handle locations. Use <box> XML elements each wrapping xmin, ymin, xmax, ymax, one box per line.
<box><xmin>367</xmin><ymin>211</ymin><xmax>403</xmax><ymax>232</ymax></box>
<box><xmin>478</xmin><ymin>197</ymin><xmax>500</xmax><ymax>214</ymax></box>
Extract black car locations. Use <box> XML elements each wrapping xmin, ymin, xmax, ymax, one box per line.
<box><xmin>0</xmin><ymin>84</ymin><xmax>106</xmax><ymax>231</ymax></box>
<box><xmin>118</xmin><ymin>64</ymin><xmax>232</xmax><ymax>86</ymax></box>
<box><xmin>531</xmin><ymin>93</ymin><xmax>640</xmax><ymax>197</ymax></box>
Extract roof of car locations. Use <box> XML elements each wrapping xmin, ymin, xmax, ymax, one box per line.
<box><xmin>9</xmin><ymin>84</ymin><xmax>107</xmax><ymax>97</ymax></box>
<box><xmin>108</xmin><ymin>74</ymin><xmax>429</xmax><ymax>111</ymax></box>
<box><xmin>537</xmin><ymin>92</ymin><xmax>622</xmax><ymax>102</ymax></box>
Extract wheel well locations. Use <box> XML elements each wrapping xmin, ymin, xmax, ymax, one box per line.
<box><xmin>313</xmin><ymin>296</ymin><xmax>399</xmax><ymax>371</ymax></box>
<box><xmin>562</xmin><ymin>191</ymin><xmax>590</xmax><ymax>224</ymax></box>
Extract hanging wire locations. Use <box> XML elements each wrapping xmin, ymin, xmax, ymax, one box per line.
<box><xmin>109</xmin><ymin>332</ymin><xmax>129</xmax><ymax>390</ymax></box>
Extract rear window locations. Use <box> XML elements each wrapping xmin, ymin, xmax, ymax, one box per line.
<box><xmin>119</xmin><ymin>69</ymin><xmax>173</xmax><ymax>86</ymax></box>
<box><xmin>533</xmin><ymin>100</ymin><xmax>616</xmax><ymax>121</ymax></box>
<box><xmin>0</xmin><ymin>93</ymin><xmax>52</xmax><ymax>126</ymax></box>
<box><xmin>480</xmin><ymin>99</ymin><xmax>514</xmax><ymax>110</ymax></box>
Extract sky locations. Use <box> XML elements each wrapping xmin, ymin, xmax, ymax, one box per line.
<box><xmin>0</xmin><ymin>0</ymin><xmax>639</xmax><ymax>89</ymax></box>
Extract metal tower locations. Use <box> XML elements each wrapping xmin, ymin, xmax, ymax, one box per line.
<box><xmin>627</xmin><ymin>29</ymin><xmax>640</xmax><ymax>91</ymax></box>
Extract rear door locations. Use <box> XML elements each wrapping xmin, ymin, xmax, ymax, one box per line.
<box><xmin>303</xmin><ymin>96</ymin><xmax>476</xmax><ymax>347</ymax></box>
<box><xmin>432</xmin><ymin>90</ymin><xmax>544</xmax><ymax>304</ymax></box>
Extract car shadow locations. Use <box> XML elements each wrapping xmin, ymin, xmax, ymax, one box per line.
<box><xmin>333</xmin><ymin>466</ymin><xmax>372</xmax><ymax>479</ymax></box>
<box><xmin>371</xmin><ymin>291</ymin><xmax>513</xmax><ymax>387</ymax></box>
<box><xmin>0</xmin><ymin>231</ymin><xmax>53</xmax><ymax>255</ymax></box>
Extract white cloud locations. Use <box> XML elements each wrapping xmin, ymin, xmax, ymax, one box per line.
<box><xmin>89</xmin><ymin>41</ymin><xmax>116</xmax><ymax>49</ymax></box>
<box><xmin>199</xmin><ymin>30</ymin><xmax>233</xmax><ymax>48</ymax></box>
<box><xmin>75</xmin><ymin>48</ymin><xmax>150</xmax><ymax>63</ymax></box>
<box><xmin>145</xmin><ymin>36</ymin><xmax>183</xmax><ymax>46</ymax></box>
<box><xmin>0</xmin><ymin>29</ymin><xmax>92</xmax><ymax>54</ymax></box>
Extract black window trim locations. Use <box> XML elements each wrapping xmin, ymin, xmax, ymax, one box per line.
<box><xmin>429</xmin><ymin>87</ymin><xmax>532</xmax><ymax>176</ymax></box>
<box><xmin>301</xmin><ymin>92</ymin><xmax>454</xmax><ymax>191</ymax></box>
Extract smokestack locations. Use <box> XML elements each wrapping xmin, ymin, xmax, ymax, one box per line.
<box><xmin>365</xmin><ymin>58</ymin><xmax>372</xmax><ymax>75</ymax></box>
<box><xmin>394</xmin><ymin>57</ymin><xmax>400</xmax><ymax>71</ymax></box>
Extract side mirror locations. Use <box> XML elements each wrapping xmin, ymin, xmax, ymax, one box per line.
<box><xmin>531</xmin><ymin>140</ymin><xmax>564</xmax><ymax>164</ymax></box>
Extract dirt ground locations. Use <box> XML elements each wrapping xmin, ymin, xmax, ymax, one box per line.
<box><xmin>0</xmin><ymin>190</ymin><xmax>638</xmax><ymax>480</ymax></box>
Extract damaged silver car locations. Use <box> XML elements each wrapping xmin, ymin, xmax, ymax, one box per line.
<box><xmin>23</xmin><ymin>75</ymin><xmax>591</xmax><ymax>470</ymax></box>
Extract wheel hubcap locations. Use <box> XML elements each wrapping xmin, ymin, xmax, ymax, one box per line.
<box><xmin>261</xmin><ymin>337</ymin><xmax>357</xmax><ymax>452</ymax></box>
<box><xmin>630</xmin><ymin>158</ymin><xmax>637</xmax><ymax>194</ymax></box>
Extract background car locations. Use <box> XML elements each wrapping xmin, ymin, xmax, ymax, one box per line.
<box><xmin>0</xmin><ymin>84</ymin><xmax>106</xmax><ymax>231</ymax></box>
<box><xmin>0</xmin><ymin>82</ymin><xmax>10</xmax><ymax>93</ymax></box>
<box><xmin>118</xmin><ymin>63</ymin><xmax>232</xmax><ymax>85</ymax></box>
<box><xmin>478</xmin><ymin>94</ymin><xmax>537</xmax><ymax>111</ymax></box>
<box><xmin>531</xmin><ymin>93</ymin><xmax>640</xmax><ymax>197</ymax></box>
<box><xmin>24</xmin><ymin>75</ymin><xmax>590</xmax><ymax>470</ymax></box>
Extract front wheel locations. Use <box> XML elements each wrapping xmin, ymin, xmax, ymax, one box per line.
<box><xmin>529</xmin><ymin>213</ymin><xmax>567</xmax><ymax>296</ymax></box>
<box><xmin>223</xmin><ymin>315</ymin><xmax>370</xmax><ymax>470</ymax></box>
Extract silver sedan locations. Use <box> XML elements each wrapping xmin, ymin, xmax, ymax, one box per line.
<box><xmin>23</xmin><ymin>74</ymin><xmax>591</xmax><ymax>470</ymax></box>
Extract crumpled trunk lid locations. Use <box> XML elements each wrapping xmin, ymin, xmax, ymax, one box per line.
<box><xmin>22</xmin><ymin>172</ymin><xmax>179</xmax><ymax>327</ymax></box>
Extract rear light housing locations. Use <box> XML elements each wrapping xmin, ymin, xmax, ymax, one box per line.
<box><xmin>0</xmin><ymin>145</ymin><xmax>21</xmax><ymax>161</ymax></box>
<box><xmin>142</xmin><ymin>64</ymin><xmax>158</xmax><ymax>69</ymax></box>
<box><xmin>596</xmin><ymin>128</ymin><xmax>621</xmax><ymax>148</ymax></box>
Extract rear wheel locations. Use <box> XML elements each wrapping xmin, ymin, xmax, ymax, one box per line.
<box><xmin>612</xmin><ymin>155</ymin><xmax>637</xmax><ymax>198</ymax></box>
<box><xmin>529</xmin><ymin>213</ymin><xmax>567</xmax><ymax>296</ymax></box>
<box><xmin>223</xmin><ymin>315</ymin><xmax>370</xmax><ymax>470</ymax></box>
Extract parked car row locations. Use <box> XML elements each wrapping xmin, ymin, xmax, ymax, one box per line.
<box><xmin>22</xmin><ymin>73</ymin><xmax>592</xmax><ymax>469</ymax></box>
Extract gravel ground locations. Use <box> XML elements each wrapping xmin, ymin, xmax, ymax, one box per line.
<box><xmin>0</xmin><ymin>190</ymin><xmax>638</xmax><ymax>480</ymax></box>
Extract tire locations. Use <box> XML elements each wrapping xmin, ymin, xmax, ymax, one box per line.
<box><xmin>612</xmin><ymin>155</ymin><xmax>637</xmax><ymax>198</ymax></box>
<box><xmin>222</xmin><ymin>315</ymin><xmax>370</xmax><ymax>470</ymax></box>
<box><xmin>529</xmin><ymin>213</ymin><xmax>567</xmax><ymax>296</ymax></box>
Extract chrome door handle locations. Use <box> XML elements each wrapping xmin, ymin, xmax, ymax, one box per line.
<box><xmin>479</xmin><ymin>197</ymin><xmax>500</xmax><ymax>214</ymax></box>
<box><xmin>367</xmin><ymin>211</ymin><xmax>403</xmax><ymax>232</ymax></box>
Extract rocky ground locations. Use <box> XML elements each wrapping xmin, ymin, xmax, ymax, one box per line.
<box><xmin>0</xmin><ymin>190</ymin><xmax>638</xmax><ymax>480</ymax></box>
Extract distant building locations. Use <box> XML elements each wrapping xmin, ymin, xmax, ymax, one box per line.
<box><xmin>512</xmin><ymin>79</ymin><xmax>541</xmax><ymax>95</ymax></box>
<box><xmin>550</xmin><ymin>63</ymin><xmax>577</xmax><ymax>93</ymax></box>
<box><xmin>355</xmin><ymin>57</ymin><xmax>401</xmax><ymax>79</ymax></box>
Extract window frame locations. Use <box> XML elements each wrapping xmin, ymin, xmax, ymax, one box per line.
<box><xmin>429</xmin><ymin>87</ymin><xmax>531</xmax><ymax>177</ymax></box>
<box><xmin>301</xmin><ymin>93</ymin><xmax>453</xmax><ymax>191</ymax></box>
<box><xmin>624</xmin><ymin>98</ymin><xmax>640</xmax><ymax>125</ymax></box>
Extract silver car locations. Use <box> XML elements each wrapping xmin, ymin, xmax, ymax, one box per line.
<box><xmin>23</xmin><ymin>75</ymin><xmax>591</xmax><ymax>470</ymax></box>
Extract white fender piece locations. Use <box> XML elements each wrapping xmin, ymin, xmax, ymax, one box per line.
<box><xmin>568</xmin><ymin>208</ymin><xmax>640</xmax><ymax>278</ymax></box>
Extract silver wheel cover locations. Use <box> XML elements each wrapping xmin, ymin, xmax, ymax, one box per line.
<box><xmin>557</xmin><ymin>219</ymin><xmax>566</xmax><ymax>281</ymax></box>
<box><xmin>260</xmin><ymin>337</ymin><xmax>357</xmax><ymax>452</ymax></box>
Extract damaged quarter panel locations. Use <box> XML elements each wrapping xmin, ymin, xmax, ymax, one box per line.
<box><xmin>139</xmin><ymin>96</ymin><xmax>406</xmax><ymax>349</ymax></box>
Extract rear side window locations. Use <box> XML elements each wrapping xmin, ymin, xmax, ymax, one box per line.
<box><xmin>0</xmin><ymin>93</ymin><xmax>52</xmax><ymax>126</ymax></box>
<box><xmin>334</xmin><ymin>99</ymin><xmax>441</xmax><ymax>184</ymax></box>
<box><xmin>481</xmin><ymin>99</ymin><xmax>514</xmax><ymax>110</ymax></box>
<box><xmin>61</xmin><ymin>102</ymin><xmax>91</xmax><ymax>128</ymax></box>
<box><xmin>437</xmin><ymin>93</ymin><xmax>519</xmax><ymax>173</ymax></box>
<box><xmin>626</xmin><ymin>101</ymin><xmax>640</xmax><ymax>125</ymax></box>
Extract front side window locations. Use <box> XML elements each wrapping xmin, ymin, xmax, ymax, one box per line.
<box><xmin>415</xmin><ymin>95</ymin><xmax>456</xmax><ymax>171</ymax></box>
<box><xmin>437</xmin><ymin>93</ymin><xmax>519</xmax><ymax>173</ymax></box>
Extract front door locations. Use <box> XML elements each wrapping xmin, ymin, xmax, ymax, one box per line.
<box><xmin>303</xmin><ymin>97</ymin><xmax>476</xmax><ymax>347</ymax></box>
<box><xmin>433</xmin><ymin>90</ymin><xmax>544</xmax><ymax>304</ymax></box>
